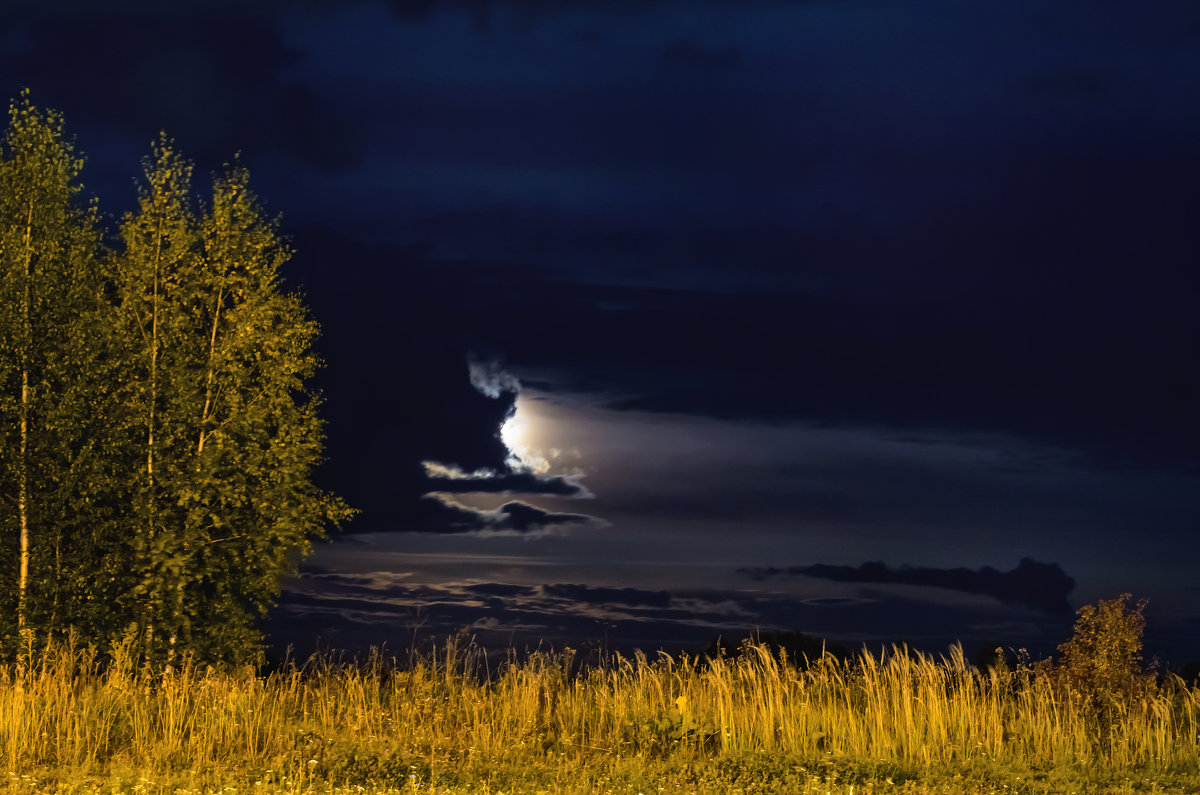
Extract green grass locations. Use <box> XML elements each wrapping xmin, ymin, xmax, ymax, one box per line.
<box><xmin>1</xmin><ymin>636</ymin><xmax>1198</xmax><ymax>793</ymax></box>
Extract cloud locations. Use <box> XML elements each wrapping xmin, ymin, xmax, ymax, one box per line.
<box><xmin>384</xmin><ymin>0</ymin><xmax>659</xmax><ymax>26</ymax></box>
<box><xmin>421</xmin><ymin>461</ymin><xmax>496</xmax><ymax>480</ymax></box>
<box><xmin>1</xmin><ymin>12</ymin><xmax>365</xmax><ymax>174</ymax></box>
<box><xmin>381</xmin><ymin>0</ymin><xmax>842</xmax><ymax>28</ymax></box>
<box><xmin>422</xmin><ymin>460</ymin><xmax>591</xmax><ymax>497</ymax></box>
<box><xmin>421</xmin><ymin>494</ymin><xmax>603</xmax><ymax>534</ymax></box>
<box><xmin>464</xmin><ymin>582</ymin><xmax>537</xmax><ymax>597</ymax></box>
<box><xmin>280</xmin><ymin>229</ymin><xmax>528</xmax><ymax>533</ymax></box>
<box><xmin>415</xmin><ymin>360</ymin><xmax>601</xmax><ymax>529</ymax></box>
<box><xmin>451</xmin><ymin>274</ymin><xmax>1200</xmax><ymax>473</ymax></box>
<box><xmin>740</xmin><ymin>558</ymin><xmax>1076</xmax><ymax>614</ymax></box>
<box><xmin>468</xmin><ymin>357</ymin><xmax>521</xmax><ymax>398</ymax></box>
<box><xmin>0</xmin><ymin>1</ymin><xmax>343</xmax><ymax>18</ymax></box>
<box><xmin>270</xmin><ymin>568</ymin><xmax>1087</xmax><ymax>661</ymax></box>
<box><xmin>541</xmin><ymin>583</ymin><xmax>671</xmax><ymax>608</ymax></box>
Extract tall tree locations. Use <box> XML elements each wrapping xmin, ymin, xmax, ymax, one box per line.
<box><xmin>0</xmin><ymin>96</ymin><xmax>350</xmax><ymax>663</ymax></box>
<box><xmin>112</xmin><ymin>137</ymin><xmax>204</xmax><ymax>660</ymax></box>
<box><xmin>112</xmin><ymin>145</ymin><xmax>351</xmax><ymax>663</ymax></box>
<box><xmin>0</xmin><ymin>92</ymin><xmax>102</xmax><ymax>645</ymax></box>
<box><xmin>181</xmin><ymin>162</ymin><xmax>351</xmax><ymax>661</ymax></box>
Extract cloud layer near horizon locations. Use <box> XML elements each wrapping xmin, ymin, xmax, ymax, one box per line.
<box><xmin>421</xmin><ymin>494</ymin><xmax>603</xmax><ymax>534</ymax></box>
<box><xmin>741</xmin><ymin>558</ymin><xmax>1076</xmax><ymax>614</ymax></box>
<box><xmin>268</xmin><ymin>566</ymin><xmax>1084</xmax><ymax>661</ymax></box>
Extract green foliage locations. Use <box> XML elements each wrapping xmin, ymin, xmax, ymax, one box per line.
<box><xmin>1053</xmin><ymin>593</ymin><xmax>1158</xmax><ymax>751</ymax></box>
<box><xmin>0</xmin><ymin>90</ymin><xmax>107</xmax><ymax>642</ymax></box>
<box><xmin>640</xmin><ymin>693</ymin><xmax>719</xmax><ymax>754</ymax></box>
<box><xmin>0</xmin><ymin>94</ymin><xmax>350</xmax><ymax>665</ymax></box>
<box><xmin>1056</xmin><ymin>594</ymin><xmax>1155</xmax><ymax>706</ymax></box>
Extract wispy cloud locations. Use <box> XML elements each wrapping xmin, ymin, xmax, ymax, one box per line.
<box><xmin>422</xmin><ymin>494</ymin><xmax>604</xmax><ymax>534</ymax></box>
<box><xmin>468</xmin><ymin>356</ymin><xmax>521</xmax><ymax>399</ymax></box>
<box><xmin>422</xmin><ymin>460</ymin><xmax>592</xmax><ymax>497</ymax></box>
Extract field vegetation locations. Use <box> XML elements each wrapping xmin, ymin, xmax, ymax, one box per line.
<box><xmin>2</xmin><ymin>597</ymin><xmax>1198</xmax><ymax>794</ymax></box>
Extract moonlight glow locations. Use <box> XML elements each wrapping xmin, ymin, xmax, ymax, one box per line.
<box><xmin>500</xmin><ymin>397</ymin><xmax>551</xmax><ymax>474</ymax></box>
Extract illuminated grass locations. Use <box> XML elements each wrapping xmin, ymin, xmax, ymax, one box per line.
<box><xmin>1</xmin><ymin>636</ymin><xmax>1198</xmax><ymax>793</ymax></box>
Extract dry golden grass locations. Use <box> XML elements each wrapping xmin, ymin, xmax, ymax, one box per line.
<box><xmin>1</xmin><ymin>635</ymin><xmax>1198</xmax><ymax>793</ymax></box>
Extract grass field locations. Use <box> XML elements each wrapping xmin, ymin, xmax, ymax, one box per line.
<box><xmin>1</xmin><ymin>635</ymin><xmax>1198</xmax><ymax>794</ymax></box>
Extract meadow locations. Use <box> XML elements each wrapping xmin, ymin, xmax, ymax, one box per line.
<box><xmin>1</xmin><ymin>632</ymin><xmax>1198</xmax><ymax>795</ymax></box>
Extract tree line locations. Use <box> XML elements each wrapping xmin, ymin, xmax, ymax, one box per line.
<box><xmin>0</xmin><ymin>92</ymin><xmax>351</xmax><ymax>664</ymax></box>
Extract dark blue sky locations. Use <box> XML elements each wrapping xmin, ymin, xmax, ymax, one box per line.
<box><xmin>3</xmin><ymin>0</ymin><xmax>1199</xmax><ymax>662</ymax></box>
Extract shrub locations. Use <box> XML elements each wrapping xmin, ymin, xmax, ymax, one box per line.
<box><xmin>1054</xmin><ymin>593</ymin><xmax>1156</xmax><ymax>739</ymax></box>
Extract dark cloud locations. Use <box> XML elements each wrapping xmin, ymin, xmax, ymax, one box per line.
<box><xmin>381</xmin><ymin>0</ymin><xmax>855</xmax><ymax>28</ymax></box>
<box><xmin>464</xmin><ymin>582</ymin><xmax>537</xmax><ymax>597</ymax></box>
<box><xmin>421</xmin><ymin>494</ymin><xmax>602</xmax><ymax>533</ymax></box>
<box><xmin>16</xmin><ymin>0</ymin><xmax>1189</xmax><ymax>496</ymax></box>
<box><xmin>268</xmin><ymin>570</ymin><xmax>1086</xmax><ymax>661</ymax></box>
<box><xmin>0</xmin><ymin>0</ymin><xmax>343</xmax><ymax>18</ymax></box>
<box><xmin>447</xmin><ymin>275</ymin><xmax>1200</xmax><ymax>472</ymax></box>
<box><xmin>740</xmin><ymin>558</ymin><xmax>1076</xmax><ymax>614</ymax></box>
<box><xmin>272</xmin><ymin>565</ymin><xmax>1200</xmax><ymax>666</ymax></box>
<box><xmin>1</xmin><ymin>12</ymin><xmax>364</xmax><ymax>174</ymax></box>
<box><xmin>14</xmin><ymin>0</ymin><xmax>1198</xmax><ymax>661</ymax></box>
<box><xmin>542</xmin><ymin>584</ymin><xmax>670</xmax><ymax>608</ymax></box>
<box><xmin>278</xmin><ymin>229</ymin><xmax>521</xmax><ymax>533</ymax></box>
<box><xmin>799</xmin><ymin>596</ymin><xmax>874</xmax><ymax>608</ymax></box>
<box><xmin>384</xmin><ymin>0</ymin><xmax>657</xmax><ymax>26</ymax></box>
<box><xmin>422</xmin><ymin>462</ymin><xmax>591</xmax><ymax>497</ymax></box>
<box><xmin>1030</xmin><ymin>2</ymin><xmax>1200</xmax><ymax>47</ymax></box>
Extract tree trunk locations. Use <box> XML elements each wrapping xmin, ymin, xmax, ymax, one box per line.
<box><xmin>148</xmin><ymin>221</ymin><xmax>160</xmax><ymax>532</ymax></box>
<box><xmin>17</xmin><ymin>199</ymin><xmax>32</xmax><ymax>632</ymax></box>
<box><xmin>143</xmin><ymin>219</ymin><xmax>163</xmax><ymax>657</ymax></box>
<box><xmin>196</xmin><ymin>287</ymin><xmax>222</xmax><ymax>464</ymax></box>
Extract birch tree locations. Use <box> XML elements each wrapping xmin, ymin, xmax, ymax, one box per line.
<box><xmin>0</xmin><ymin>93</ymin><xmax>103</xmax><ymax>644</ymax></box>
<box><xmin>111</xmin><ymin>137</ymin><xmax>204</xmax><ymax>660</ymax></box>
<box><xmin>0</xmin><ymin>96</ymin><xmax>351</xmax><ymax>663</ymax></box>
<box><xmin>178</xmin><ymin>162</ymin><xmax>351</xmax><ymax>661</ymax></box>
<box><xmin>113</xmin><ymin>146</ymin><xmax>351</xmax><ymax>663</ymax></box>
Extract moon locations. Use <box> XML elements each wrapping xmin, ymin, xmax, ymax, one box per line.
<box><xmin>500</xmin><ymin>396</ymin><xmax>551</xmax><ymax>474</ymax></box>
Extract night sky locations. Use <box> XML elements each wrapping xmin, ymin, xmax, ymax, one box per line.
<box><xmin>4</xmin><ymin>0</ymin><xmax>1199</xmax><ymax>664</ymax></box>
